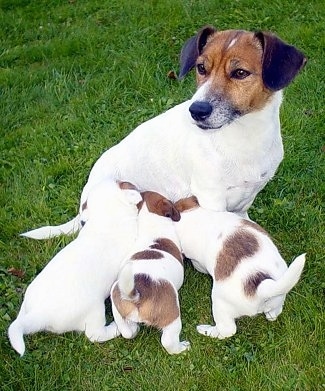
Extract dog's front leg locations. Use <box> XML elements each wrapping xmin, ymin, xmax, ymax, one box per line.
<box><xmin>191</xmin><ymin>175</ymin><xmax>227</xmax><ymax>212</ymax></box>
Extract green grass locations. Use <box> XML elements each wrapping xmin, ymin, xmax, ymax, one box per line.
<box><xmin>0</xmin><ymin>0</ymin><xmax>324</xmax><ymax>390</ymax></box>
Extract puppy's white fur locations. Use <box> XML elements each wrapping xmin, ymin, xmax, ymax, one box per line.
<box><xmin>21</xmin><ymin>28</ymin><xmax>305</xmax><ymax>240</ymax></box>
<box><xmin>8</xmin><ymin>179</ymin><xmax>142</xmax><ymax>356</ymax></box>
<box><xmin>175</xmin><ymin>197</ymin><xmax>305</xmax><ymax>339</ymax></box>
<box><xmin>110</xmin><ymin>192</ymin><xmax>189</xmax><ymax>354</ymax></box>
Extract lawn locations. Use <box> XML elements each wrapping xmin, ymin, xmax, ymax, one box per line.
<box><xmin>0</xmin><ymin>0</ymin><xmax>324</xmax><ymax>390</ymax></box>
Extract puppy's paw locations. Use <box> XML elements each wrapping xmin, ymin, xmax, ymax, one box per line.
<box><xmin>87</xmin><ymin>321</ymin><xmax>121</xmax><ymax>343</ymax></box>
<box><xmin>197</xmin><ymin>324</ymin><xmax>221</xmax><ymax>338</ymax></box>
<box><xmin>121</xmin><ymin>323</ymin><xmax>140</xmax><ymax>339</ymax></box>
<box><xmin>197</xmin><ymin>324</ymin><xmax>235</xmax><ymax>339</ymax></box>
<box><xmin>165</xmin><ymin>340</ymin><xmax>191</xmax><ymax>355</ymax></box>
<box><xmin>265</xmin><ymin>311</ymin><xmax>278</xmax><ymax>321</ymax></box>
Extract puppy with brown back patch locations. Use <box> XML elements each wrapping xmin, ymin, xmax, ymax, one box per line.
<box><xmin>110</xmin><ymin>191</ymin><xmax>190</xmax><ymax>355</ymax></box>
<box><xmin>22</xmin><ymin>26</ymin><xmax>306</xmax><ymax>240</ymax></box>
<box><xmin>175</xmin><ymin>196</ymin><xmax>306</xmax><ymax>339</ymax></box>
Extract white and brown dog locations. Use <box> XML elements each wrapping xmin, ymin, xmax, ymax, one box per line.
<box><xmin>8</xmin><ymin>179</ymin><xmax>142</xmax><ymax>356</ymax></box>
<box><xmin>175</xmin><ymin>196</ymin><xmax>306</xmax><ymax>339</ymax></box>
<box><xmin>110</xmin><ymin>191</ymin><xmax>190</xmax><ymax>354</ymax></box>
<box><xmin>22</xmin><ymin>27</ymin><xmax>306</xmax><ymax>239</ymax></box>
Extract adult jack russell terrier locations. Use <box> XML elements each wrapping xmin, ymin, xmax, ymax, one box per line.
<box><xmin>8</xmin><ymin>179</ymin><xmax>142</xmax><ymax>356</ymax></box>
<box><xmin>175</xmin><ymin>196</ymin><xmax>305</xmax><ymax>339</ymax></box>
<box><xmin>22</xmin><ymin>26</ymin><xmax>306</xmax><ymax>239</ymax></box>
<box><xmin>110</xmin><ymin>191</ymin><xmax>190</xmax><ymax>354</ymax></box>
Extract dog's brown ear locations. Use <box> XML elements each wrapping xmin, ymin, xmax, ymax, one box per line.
<box><xmin>161</xmin><ymin>200</ymin><xmax>181</xmax><ymax>222</ymax></box>
<box><xmin>179</xmin><ymin>26</ymin><xmax>217</xmax><ymax>79</ymax></box>
<box><xmin>255</xmin><ymin>32</ymin><xmax>307</xmax><ymax>91</ymax></box>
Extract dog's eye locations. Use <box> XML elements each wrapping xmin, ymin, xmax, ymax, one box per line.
<box><xmin>197</xmin><ymin>63</ymin><xmax>206</xmax><ymax>75</ymax></box>
<box><xmin>231</xmin><ymin>69</ymin><xmax>251</xmax><ymax>79</ymax></box>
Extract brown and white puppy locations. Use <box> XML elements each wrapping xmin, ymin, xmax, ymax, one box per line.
<box><xmin>110</xmin><ymin>191</ymin><xmax>190</xmax><ymax>354</ymax></box>
<box><xmin>22</xmin><ymin>27</ymin><xmax>306</xmax><ymax>239</ymax></box>
<box><xmin>175</xmin><ymin>196</ymin><xmax>305</xmax><ymax>339</ymax></box>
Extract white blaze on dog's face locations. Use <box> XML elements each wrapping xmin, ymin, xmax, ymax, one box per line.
<box><xmin>179</xmin><ymin>27</ymin><xmax>306</xmax><ymax>130</ymax></box>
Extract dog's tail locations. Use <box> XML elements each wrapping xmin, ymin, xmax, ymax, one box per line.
<box><xmin>117</xmin><ymin>262</ymin><xmax>139</xmax><ymax>301</ymax></box>
<box><xmin>8</xmin><ymin>317</ymin><xmax>26</xmax><ymax>356</ymax></box>
<box><xmin>20</xmin><ymin>216</ymin><xmax>81</xmax><ymax>240</ymax></box>
<box><xmin>257</xmin><ymin>253</ymin><xmax>306</xmax><ymax>299</ymax></box>
<box><xmin>8</xmin><ymin>309</ymin><xmax>46</xmax><ymax>356</ymax></box>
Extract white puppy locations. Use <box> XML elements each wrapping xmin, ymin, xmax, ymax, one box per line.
<box><xmin>8</xmin><ymin>179</ymin><xmax>142</xmax><ymax>356</ymax></box>
<box><xmin>22</xmin><ymin>27</ymin><xmax>306</xmax><ymax>239</ymax></box>
<box><xmin>175</xmin><ymin>196</ymin><xmax>306</xmax><ymax>339</ymax></box>
<box><xmin>110</xmin><ymin>191</ymin><xmax>190</xmax><ymax>354</ymax></box>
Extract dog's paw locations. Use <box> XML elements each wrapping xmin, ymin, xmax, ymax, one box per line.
<box><xmin>197</xmin><ymin>324</ymin><xmax>221</xmax><ymax>338</ymax></box>
<box><xmin>87</xmin><ymin>321</ymin><xmax>121</xmax><ymax>343</ymax></box>
<box><xmin>165</xmin><ymin>340</ymin><xmax>191</xmax><ymax>355</ymax></box>
<box><xmin>121</xmin><ymin>323</ymin><xmax>140</xmax><ymax>339</ymax></box>
<box><xmin>265</xmin><ymin>311</ymin><xmax>278</xmax><ymax>321</ymax></box>
<box><xmin>197</xmin><ymin>324</ymin><xmax>236</xmax><ymax>339</ymax></box>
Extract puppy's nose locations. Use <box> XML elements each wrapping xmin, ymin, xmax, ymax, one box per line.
<box><xmin>189</xmin><ymin>101</ymin><xmax>212</xmax><ymax>121</ymax></box>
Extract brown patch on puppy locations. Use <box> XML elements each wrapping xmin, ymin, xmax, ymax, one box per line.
<box><xmin>112</xmin><ymin>284</ymin><xmax>135</xmax><ymax>317</ymax></box>
<box><xmin>241</xmin><ymin>219</ymin><xmax>270</xmax><ymax>237</ymax></box>
<box><xmin>215</xmin><ymin>229</ymin><xmax>259</xmax><ymax>280</ymax></box>
<box><xmin>131</xmin><ymin>250</ymin><xmax>163</xmax><ymax>260</ymax></box>
<box><xmin>141</xmin><ymin>191</ymin><xmax>180</xmax><ymax>221</ymax></box>
<box><xmin>150</xmin><ymin>238</ymin><xmax>183</xmax><ymax>265</ymax></box>
<box><xmin>114</xmin><ymin>274</ymin><xmax>180</xmax><ymax>329</ymax></box>
<box><xmin>196</xmin><ymin>30</ymin><xmax>274</xmax><ymax>114</ymax></box>
<box><xmin>244</xmin><ymin>271</ymin><xmax>271</xmax><ymax>296</ymax></box>
<box><xmin>174</xmin><ymin>196</ymin><xmax>200</xmax><ymax>213</ymax></box>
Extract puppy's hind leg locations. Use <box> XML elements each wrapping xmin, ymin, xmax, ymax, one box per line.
<box><xmin>197</xmin><ymin>295</ymin><xmax>237</xmax><ymax>339</ymax></box>
<box><xmin>84</xmin><ymin>304</ymin><xmax>120</xmax><ymax>343</ymax></box>
<box><xmin>161</xmin><ymin>317</ymin><xmax>190</xmax><ymax>355</ymax></box>
<box><xmin>111</xmin><ymin>298</ymin><xmax>139</xmax><ymax>339</ymax></box>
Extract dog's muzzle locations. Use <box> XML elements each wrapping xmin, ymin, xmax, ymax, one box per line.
<box><xmin>189</xmin><ymin>101</ymin><xmax>213</xmax><ymax>121</ymax></box>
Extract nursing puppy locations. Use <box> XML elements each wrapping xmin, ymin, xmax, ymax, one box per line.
<box><xmin>8</xmin><ymin>179</ymin><xmax>142</xmax><ymax>356</ymax></box>
<box><xmin>110</xmin><ymin>191</ymin><xmax>190</xmax><ymax>354</ymax></box>
<box><xmin>22</xmin><ymin>27</ymin><xmax>306</xmax><ymax>239</ymax></box>
<box><xmin>175</xmin><ymin>196</ymin><xmax>306</xmax><ymax>339</ymax></box>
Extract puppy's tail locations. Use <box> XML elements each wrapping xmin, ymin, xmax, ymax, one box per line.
<box><xmin>8</xmin><ymin>310</ymin><xmax>46</xmax><ymax>356</ymax></box>
<box><xmin>117</xmin><ymin>262</ymin><xmax>139</xmax><ymax>301</ymax></box>
<box><xmin>8</xmin><ymin>316</ymin><xmax>26</xmax><ymax>356</ymax></box>
<box><xmin>20</xmin><ymin>216</ymin><xmax>81</xmax><ymax>240</ymax></box>
<box><xmin>257</xmin><ymin>253</ymin><xmax>306</xmax><ymax>299</ymax></box>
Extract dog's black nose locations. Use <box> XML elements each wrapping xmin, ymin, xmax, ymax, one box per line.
<box><xmin>189</xmin><ymin>101</ymin><xmax>213</xmax><ymax>121</ymax></box>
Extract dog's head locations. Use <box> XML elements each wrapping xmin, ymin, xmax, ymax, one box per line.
<box><xmin>140</xmin><ymin>191</ymin><xmax>181</xmax><ymax>222</ymax></box>
<box><xmin>179</xmin><ymin>27</ymin><xmax>307</xmax><ymax>130</ymax></box>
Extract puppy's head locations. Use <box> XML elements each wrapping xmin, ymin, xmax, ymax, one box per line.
<box><xmin>140</xmin><ymin>191</ymin><xmax>181</xmax><ymax>222</ymax></box>
<box><xmin>82</xmin><ymin>179</ymin><xmax>142</xmax><ymax>223</ymax></box>
<box><xmin>179</xmin><ymin>26</ymin><xmax>306</xmax><ymax>130</ymax></box>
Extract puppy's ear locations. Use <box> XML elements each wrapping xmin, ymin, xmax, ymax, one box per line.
<box><xmin>255</xmin><ymin>32</ymin><xmax>307</xmax><ymax>91</ymax></box>
<box><xmin>161</xmin><ymin>200</ymin><xmax>181</xmax><ymax>222</ymax></box>
<box><xmin>118</xmin><ymin>181</ymin><xmax>138</xmax><ymax>190</ymax></box>
<box><xmin>123</xmin><ymin>189</ymin><xmax>143</xmax><ymax>206</ymax></box>
<box><xmin>179</xmin><ymin>26</ymin><xmax>217</xmax><ymax>79</ymax></box>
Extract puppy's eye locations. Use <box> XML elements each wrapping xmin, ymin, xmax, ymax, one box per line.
<box><xmin>231</xmin><ymin>69</ymin><xmax>251</xmax><ymax>79</ymax></box>
<box><xmin>197</xmin><ymin>63</ymin><xmax>206</xmax><ymax>75</ymax></box>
